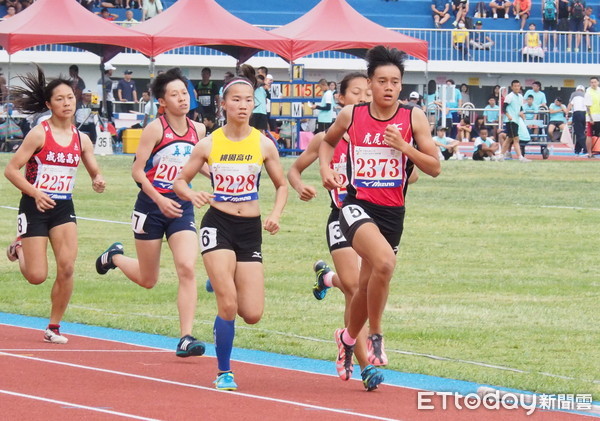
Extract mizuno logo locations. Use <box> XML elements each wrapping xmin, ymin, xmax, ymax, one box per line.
<box><xmin>361</xmin><ymin>181</ymin><xmax>396</xmax><ymax>187</ymax></box>
<box><xmin>252</xmin><ymin>251</ymin><xmax>262</xmax><ymax>259</ymax></box>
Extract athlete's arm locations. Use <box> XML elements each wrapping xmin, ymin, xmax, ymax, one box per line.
<box><xmin>173</xmin><ymin>137</ymin><xmax>214</xmax><ymax>208</ymax></box>
<box><xmin>287</xmin><ymin>132</ymin><xmax>323</xmax><ymax>201</ymax></box>
<box><xmin>319</xmin><ymin>105</ymin><xmax>351</xmax><ymax>190</ymax></box>
<box><xmin>261</xmin><ymin>136</ymin><xmax>288</xmax><ymax>235</ymax></box>
<box><xmin>132</xmin><ymin>119</ymin><xmax>182</xmax><ymax>218</ymax></box>
<box><xmin>79</xmin><ymin>132</ymin><xmax>105</xmax><ymax>193</ymax></box>
<box><xmin>4</xmin><ymin>124</ymin><xmax>56</xmax><ymax>212</ymax></box>
<box><xmin>383</xmin><ymin>107</ymin><xmax>441</xmax><ymax>178</ymax></box>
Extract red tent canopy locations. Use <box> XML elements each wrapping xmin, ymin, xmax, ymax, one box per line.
<box><xmin>272</xmin><ymin>0</ymin><xmax>428</xmax><ymax>62</ymax></box>
<box><xmin>0</xmin><ymin>0</ymin><xmax>152</xmax><ymax>56</ymax></box>
<box><xmin>135</xmin><ymin>0</ymin><xmax>292</xmax><ymax>61</ymax></box>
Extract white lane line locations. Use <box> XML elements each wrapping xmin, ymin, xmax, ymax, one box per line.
<box><xmin>0</xmin><ymin>349</ymin><xmax>170</xmax><ymax>353</ymax></box>
<box><xmin>0</xmin><ymin>206</ymin><xmax>130</xmax><ymax>225</ymax></box>
<box><xmin>0</xmin><ymin>389</ymin><xmax>162</xmax><ymax>421</ymax></box>
<box><xmin>0</xmin><ymin>351</ymin><xmax>402</xmax><ymax>421</ymax></box>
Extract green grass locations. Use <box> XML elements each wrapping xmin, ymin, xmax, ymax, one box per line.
<box><xmin>1</xmin><ymin>154</ymin><xmax>599</xmax><ymax>399</ymax></box>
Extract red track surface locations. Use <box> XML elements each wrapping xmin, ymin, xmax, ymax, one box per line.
<box><xmin>0</xmin><ymin>324</ymin><xmax>590</xmax><ymax>421</ymax></box>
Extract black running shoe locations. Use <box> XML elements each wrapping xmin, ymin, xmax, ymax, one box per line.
<box><xmin>95</xmin><ymin>242</ymin><xmax>124</xmax><ymax>275</ymax></box>
<box><xmin>176</xmin><ymin>335</ymin><xmax>206</xmax><ymax>358</ymax></box>
<box><xmin>313</xmin><ymin>260</ymin><xmax>332</xmax><ymax>300</ymax></box>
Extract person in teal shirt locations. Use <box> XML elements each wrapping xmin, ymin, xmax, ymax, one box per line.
<box><xmin>501</xmin><ymin>80</ymin><xmax>529</xmax><ymax>161</ymax></box>
<box><xmin>523</xmin><ymin>81</ymin><xmax>547</xmax><ymax>108</ymax></box>
<box><xmin>522</xmin><ymin>94</ymin><xmax>540</xmax><ymax>138</ymax></box>
<box><xmin>547</xmin><ymin>97</ymin><xmax>568</xmax><ymax>141</ymax></box>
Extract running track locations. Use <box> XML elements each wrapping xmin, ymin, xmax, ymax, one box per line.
<box><xmin>0</xmin><ymin>314</ymin><xmax>597</xmax><ymax>421</ymax></box>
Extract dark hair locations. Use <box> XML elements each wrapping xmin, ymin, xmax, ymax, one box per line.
<box><xmin>69</xmin><ymin>65</ymin><xmax>79</xmax><ymax>73</ymax></box>
<box><xmin>555</xmin><ymin>97</ymin><xmax>562</xmax><ymax>102</ymax></box>
<box><xmin>203</xmin><ymin>113</ymin><xmax>216</xmax><ymax>123</ymax></box>
<box><xmin>447</xmin><ymin>79</ymin><xmax>455</xmax><ymax>85</ymax></box>
<box><xmin>11</xmin><ymin>64</ymin><xmax>73</xmax><ymax>114</ymax></box>
<box><xmin>428</xmin><ymin>79</ymin><xmax>436</xmax><ymax>95</ymax></box>
<box><xmin>100</xmin><ymin>7</ymin><xmax>108</xmax><ymax>13</ymax></box>
<box><xmin>511</xmin><ymin>80</ymin><xmax>520</xmax><ymax>86</ymax></box>
<box><xmin>526</xmin><ymin>94</ymin><xmax>534</xmax><ymax>99</ymax></box>
<box><xmin>339</xmin><ymin>72</ymin><xmax>367</xmax><ymax>96</ymax></box>
<box><xmin>366</xmin><ymin>45</ymin><xmax>406</xmax><ymax>78</ymax></box>
<box><xmin>460</xmin><ymin>83</ymin><xmax>469</xmax><ymax>92</ymax></box>
<box><xmin>150</xmin><ymin>67</ymin><xmax>187</xmax><ymax>100</ymax></box>
<box><xmin>317</xmin><ymin>78</ymin><xmax>327</xmax><ymax>85</ymax></box>
<box><xmin>222</xmin><ymin>64</ymin><xmax>257</xmax><ymax>99</ymax></box>
<box><xmin>533</xmin><ymin>81</ymin><xmax>542</xmax><ymax>89</ymax></box>
<box><xmin>488</xmin><ymin>96</ymin><xmax>496</xmax><ymax>101</ymax></box>
<box><xmin>201</xmin><ymin>67</ymin><xmax>211</xmax><ymax>74</ymax></box>
<box><xmin>462</xmin><ymin>115</ymin><xmax>470</xmax><ymax>124</ymax></box>
<box><xmin>591</xmin><ymin>76</ymin><xmax>599</xmax><ymax>82</ymax></box>
<box><xmin>257</xmin><ymin>66</ymin><xmax>269</xmax><ymax>75</ymax></box>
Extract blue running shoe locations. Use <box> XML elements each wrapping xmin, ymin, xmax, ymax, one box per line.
<box><xmin>95</xmin><ymin>242</ymin><xmax>124</xmax><ymax>275</ymax></box>
<box><xmin>176</xmin><ymin>335</ymin><xmax>206</xmax><ymax>358</ymax></box>
<box><xmin>205</xmin><ymin>279</ymin><xmax>214</xmax><ymax>293</ymax></box>
<box><xmin>361</xmin><ymin>364</ymin><xmax>384</xmax><ymax>391</ymax></box>
<box><xmin>214</xmin><ymin>372</ymin><xmax>238</xmax><ymax>391</ymax></box>
<box><xmin>313</xmin><ymin>260</ymin><xmax>332</xmax><ymax>300</ymax></box>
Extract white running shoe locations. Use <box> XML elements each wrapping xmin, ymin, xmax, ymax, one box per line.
<box><xmin>518</xmin><ymin>156</ymin><xmax>531</xmax><ymax>162</ymax></box>
<box><xmin>44</xmin><ymin>328</ymin><xmax>68</xmax><ymax>344</ymax></box>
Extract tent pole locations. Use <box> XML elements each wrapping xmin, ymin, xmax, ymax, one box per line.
<box><xmin>7</xmin><ymin>54</ymin><xmax>12</xmax><ymax>105</ymax></box>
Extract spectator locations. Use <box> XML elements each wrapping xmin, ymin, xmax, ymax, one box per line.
<box><xmin>202</xmin><ymin>113</ymin><xmax>217</xmax><ymax>135</ymax></box>
<box><xmin>474</xmin><ymin>1</ymin><xmax>489</xmax><ymax>17</ymax></box>
<box><xmin>452</xmin><ymin>21</ymin><xmax>470</xmax><ymax>60</ymax></box>
<box><xmin>472</xmin><ymin>127</ymin><xmax>500</xmax><ymax>159</ymax></box>
<box><xmin>451</xmin><ymin>0</ymin><xmax>469</xmax><ymax>26</ymax></box>
<box><xmin>523</xmin><ymin>81</ymin><xmax>548</xmax><ymax>108</ymax></box>
<box><xmin>557</xmin><ymin>0</ymin><xmax>571</xmax><ymax>36</ymax></box>
<box><xmin>97</xmin><ymin>62</ymin><xmax>116</xmax><ymax>122</ymax></box>
<box><xmin>547</xmin><ymin>97</ymin><xmax>568</xmax><ymax>141</ymax></box>
<box><xmin>425</xmin><ymin>79</ymin><xmax>438</xmax><ymax>126</ymax></box>
<box><xmin>471</xmin><ymin>115</ymin><xmax>488</xmax><ymax>139</ymax></box>
<box><xmin>142</xmin><ymin>0</ymin><xmax>163</xmax><ymax>21</ymax></box>
<box><xmin>2</xmin><ymin>5</ymin><xmax>17</xmax><ymax>18</ymax></box>
<box><xmin>567</xmin><ymin>85</ymin><xmax>588</xmax><ymax>155</ymax></box>
<box><xmin>583</xmin><ymin>7</ymin><xmax>596</xmax><ymax>52</ymax></box>
<box><xmin>567</xmin><ymin>0</ymin><xmax>586</xmax><ymax>52</ymax></box>
<box><xmin>491</xmin><ymin>84</ymin><xmax>501</xmax><ymax>104</ymax></box>
<box><xmin>121</xmin><ymin>9</ymin><xmax>138</xmax><ymax>28</ymax></box>
<box><xmin>513</xmin><ymin>0</ymin><xmax>531</xmax><ymax>30</ymax></box>
<box><xmin>20</xmin><ymin>0</ymin><xmax>33</xmax><ymax>10</ymax></box>
<box><xmin>256</xmin><ymin>66</ymin><xmax>268</xmax><ymax>78</ymax></box>
<box><xmin>542</xmin><ymin>0</ymin><xmax>559</xmax><ymax>52</ymax></box>
<box><xmin>470</xmin><ymin>20</ymin><xmax>495</xmax><ymax>49</ymax></box>
<box><xmin>584</xmin><ymin>76</ymin><xmax>600</xmax><ymax>158</ymax></box>
<box><xmin>310</xmin><ymin>78</ymin><xmax>335</xmax><ymax>133</ymax></box>
<box><xmin>251</xmin><ymin>74</ymin><xmax>269</xmax><ymax>134</ymax></box>
<box><xmin>433</xmin><ymin>126</ymin><xmax>464</xmax><ymax>159</ymax></box>
<box><xmin>79</xmin><ymin>0</ymin><xmax>95</xmax><ymax>11</ymax></box>
<box><xmin>5</xmin><ymin>0</ymin><xmax>22</xmax><ymax>13</ymax></box>
<box><xmin>101</xmin><ymin>0</ymin><xmax>124</xmax><ymax>7</ymax></box>
<box><xmin>69</xmin><ymin>65</ymin><xmax>86</xmax><ymax>105</ymax></box>
<box><xmin>126</xmin><ymin>0</ymin><xmax>141</xmax><ymax>8</ymax></box>
<box><xmin>436</xmin><ymin>79</ymin><xmax>463</xmax><ymax>137</ymax></box>
<box><xmin>184</xmin><ymin>74</ymin><xmax>199</xmax><ymax>121</ymax></box>
<box><xmin>117</xmin><ymin>70</ymin><xmax>138</xmax><ymax>112</ymax></box>
<box><xmin>459</xmin><ymin>83</ymin><xmax>471</xmax><ymax>104</ymax></box>
<box><xmin>96</xmin><ymin>7</ymin><xmax>119</xmax><ymax>21</ymax></box>
<box><xmin>483</xmin><ymin>96</ymin><xmax>500</xmax><ymax>137</ymax></box>
<box><xmin>501</xmin><ymin>79</ymin><xmax>529</xmax><ymax>161</ymax></box>
<box><xmin>522</xmin><ymin>94</ymin><xmax>540</xmax><ymax>137</ymax></box>
<box><xmin>217</xmin><ymin>71</ymin><xmax>234</xmax><ymax>125</ymax></box>
<box><xmin>0</xmin><ymin>69</ymin><xmax>8</xmax><ymax>103</ymax></box>
<box><xmin>141</xmin><ymin>90</ymin><xmax>157</xmax><ymax>128</ymax></box>
<box><xmin>522</xmin><ymin>23</ymin><xmax>544</xmax><ymax>62</ymax></box>
<box><xmin>75</xmin><ymin>89</ymin><xmax>98</xmax><ymax>144</ymax></box>
<box><xmin>456</xmin><ymin>115</ymin><xmax>472</xmax><ymax>141</ymax></box>
<box><xmin>431</xmin><ymin>0</ymin><xmax>451</xmax><ymax>28</ymax></box>
<box><xmin>196</xmin><ymin>67</ymin><xmax>219</xmax><ymax>120</ymax></box>
<box><xmin>489</xmin><ymin>0</ymin><xmax>511</xmax><ymax>18</ymax></box>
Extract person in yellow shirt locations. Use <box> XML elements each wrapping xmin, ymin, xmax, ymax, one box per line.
<box><xmin>452</xmin><ymin>21</ymin><xmax>470</xmax><ymax>59</ymax></box>
<box><xmin>585</xmin><ymin>76</ymin><xmax>600</xmax><ymax>157</ymax></box>
<box><xmin>522</xmin><ymin>23</ymin><xmax>544</xmax><ymax>61</ymax></box>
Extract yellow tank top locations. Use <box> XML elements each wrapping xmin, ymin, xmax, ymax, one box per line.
<box><xmin>208</xmin><ymin>127</ymin><xmax>264</xmax><ymax>202</ymax></box>
<box><xmin>527</xmin><ymin>32</ymin><xmax>539</xmax><ymax>48</ymax></box>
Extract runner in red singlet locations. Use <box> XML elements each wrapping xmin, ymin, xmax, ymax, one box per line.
<box><xmin>319</xmin><ymin>46</ymin><xmax>441</xmax><ymax>382</ymax></box>
<box><xmin>4</xmin><ymin>65</ymin><xmax>106</xmax><ymax>344</ymax></box>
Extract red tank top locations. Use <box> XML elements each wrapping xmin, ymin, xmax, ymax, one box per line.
<box><xmin>25</xmin><ymin>121</ymin><xmax>81</xmax><ymax>200</ymax></box>
<box><xmin>328</xmin><ymin>136</ymin><xmax>349</xmax><ymax>209</ymax></box>
<box><xmin>346</xmin><ymin>103</ymin><xmax>413</xmax><ymax>207</ymax></box>
<box><xmin>144</xmin><ymin>115</ymin><xmax>200</xmax><ymax>193</ymax></box>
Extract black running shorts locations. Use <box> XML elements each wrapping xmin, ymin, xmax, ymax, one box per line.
<box><xmin>17</xmin><ymin>194</ymin><xmax>76</xmax><ymax>238</ymax></box>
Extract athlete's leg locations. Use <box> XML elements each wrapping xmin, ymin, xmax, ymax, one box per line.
<box><xmin>167</xmin><ymin>230</ymin><xmax>199</xmax><ymax>336</ymax></box>
<box><xmin>234</xmin><ymin>261</ymin><xmax>264</xmax><ymax>325</ymax></box>
<box><xmin>112</xmin><ymin>238</ymin><xmax>162</xmax><ymax>288</ymax></box>
<box><xmin>47</xmin><ymin>222</ymin><xmax>78</xmax><ymax>325</ymax></box>
<box><xmin>19</xmin><ymin>236</ymin><xmax>49</xmax><ymax>285</ymax></box>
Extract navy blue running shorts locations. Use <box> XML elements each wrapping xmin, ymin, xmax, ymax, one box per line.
<box><xmin>131</xmin><ymin>191</ymin><xmax>196</xmax><ymax>240</ymax></box>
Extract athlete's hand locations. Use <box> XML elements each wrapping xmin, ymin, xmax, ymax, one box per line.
<box><xmin>383</xmin><ymin>124</ymin><xmax>408</xmax><ymax>152</ymax></box>
<box><xmin>263</xmin><ymin>215</ymin><xmax>280</xmax><ymax>235</ymax></box>
<box><xmin>33</xmin><ymin>190</ymin><xmax>56</xmax><ymax>213</ymax></box>
<box><xmin>320</xmin><ymin>167</ymin><xmax>343</xmax><ymax>191</ymax></box>
<box><xmin>92</xmin><ymin>174</ymin><xmax>106</xmax><ymax>193</ymax></box>
<box><xmin>158</xmin><ymin>196</ymin><xmax>183</xmax><ymax>218</ymax></box>
<box><xmin>189</xmin><ymin>191</ymin><xmax>214</xmax><ymax>208</ymax></box>
<box><xmin>297</xmin><ymin>183</ymin><xmax>317</xmax><ymax>202</ymax></box>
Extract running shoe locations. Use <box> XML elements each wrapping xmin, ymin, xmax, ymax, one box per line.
<box><xmin>335</xmin><ymin>328</ymin><xmax>354</xmax><ymax>381</ymax></box>
<box><xmin>44</xmin><ymin>327</ymin><xmax>68</xmax><ymax>344</ymax></box>
<box><xmin>6</xmin><ymin>238</ymin><xmax>21</xmax><ymax>262</ymax></box>
<box><xmin>312</xmin><ymin>260</ymin><xmax>332</xmax><ymax>300</ymax></box>
<box><xmin>214</xmin><ymin>372</ymin><xmax>238</xmax><ymax>391</ymax></box>
<box><xmin>95</xmin><ymin>242</ymin><xmax>124</xmax><ymax>275</ymax></box>
<box><xmin>176</xmin><ymin>335</ymin><xmax>206</xmax><ymax>358</ymax></box>
<box><xmin>361</xmin><ymin>364</ymin><xmax>385</xmax><ymax>391</ymax></box>
<box><xmin>367</xmin><ymin>334</ymin><xmax>388</xmax><ymax>366</ymax></box>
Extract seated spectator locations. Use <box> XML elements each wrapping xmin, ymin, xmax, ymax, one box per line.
<box><xmin>433</xmin><ymin>126</ymin><xmax>465</xmax><ymax>160</ymax></box>
<box><xmin>432</xmin><ymin>0</ymin><xmax>452</xmax><ymax>28</ymax></box>
<box><xmin>126</xmin><ymin>0</ymin><xmax>141</xmax><ymax>8</ymax></box>
<box><xmin>542</xmin><ymin>0</ymin><xmax>559</xmax><ymax>52</ymax></box>
<box><xmin>568</xmin><ymin>0</ymin><xmax>586</xmax><ymax>52</ymax></box>
<box><xmin>470</xmin><ymin>20</ymin><xmax>495</xmax><ymax>49</ymax></box>
<box><xmin>75</xmin><ymin>89</ymin><xmax>98</xmax><ymax>145</ymax></box>
<box><xmin>483</xmin><ymin>96</ymin><xmax>500</xmax><ymax>138</ymax></box>
<box><xmin>101</xmin><ymin>0</ymin><xmax>124</xmax><ymax>7</ymax></box>
<box><xmin>471</xmin><ymin>115</ymin><xmax>488</xmax><ymax>139</ymax></box>
<box><xmin>96</xmin><ymin>7</ymin><xmax>119</xmax><ymax>21</ymax></box>
<box><xmin>2</xmin><ymin>5</ymin><xmax>16</xmax><ymax>18</ymax></box>
<box><xmin>583</xmin><ymin>7</ymin><xmax>596</xmax><ymax>51</ymax></box>
<box><xmin>121</xmin><ymin>9</ymin><xmax>138</xmax><ymax>28</ymax></box>
<box><xmin>452</xmin><ymin>0</ymin><xmax>469</xmax><ymax>26</ymax></box>
<box><xmin>474</xmin><ymin>1</ymin><xmax>489</xmax><ymax>17</ymax></box>
<box><xmin>513</xmin><ymin>0</ymin><xmax>531</xmax><ymax>30</ymax></box>
<box><xmin>452</xmin><ymin>21</ymin><xmax>470</xmax><ymax>60</ymax></box>
<box><xmin>20</xmin><ymin>0</ymin><xmax>33</xmax><ymax>10</ymax></box>
<box><xmin>522</xmin><ymin>94</ymin><xmax>540</xmax><ymax>137</ymax></box>
<box><xmin>522</xmin><ymin>23</ymin><xmax>544</xmax><ymax>61</ymax></box>
<box><xmin>547</xmin><ymin>97</ymin><xmax>568</xmax><ymax>141</ymax></box>
<box><xmin>489</xmin><ymin>0</ymin><xmax>511</xmax><ymax>18</ymax></box>
<box><xmin>459</xmin><ymin>83</ymin><xmax>471</xmax><ymax>104</ymax></box>
<box><xmin>5</xmin><ymin>0</ymin><xmax>22</xmax><ymax>13</ymax></box>
<box><xmin>143</xmin><ymin>0</ymin><xmax>163</xmax><ymax>21</ymax></box>
<box><xmin>457</xmin><ymin>115</ymin><xmax>472</xmax><ymax>141</ymax></box>
<box><xmin>472</xmin><ymin>127</ymin><xmax>500</xmax><ymax>160</ymax></box>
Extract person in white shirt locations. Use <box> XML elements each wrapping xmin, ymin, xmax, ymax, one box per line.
<box><xmin>433</xmin><ymin>126</ymin><xmax>464</xmax><ymax>160</ymax></box>
<box><xmin>567</xmin><ymin>85</ymin><xmax>587</xmax><ymax>155</ymax></box>
<box><xmin>472</xmin><ymin>127</ymin><xmax>500</xmax><ymax>160</ymax></box>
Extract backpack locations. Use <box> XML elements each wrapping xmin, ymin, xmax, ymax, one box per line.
<box><xmin>543</xmin><ymin>0</ymin><xmax>557</xmax><ymax>20</ymax></box>
<box><xmin>572</xmin><ymin>1</ymin><xmax>584</xmax><ymax>19</ymax></box>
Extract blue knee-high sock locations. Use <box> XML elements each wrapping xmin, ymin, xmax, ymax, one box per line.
<box><xmin>214</xmin><ymin>315</ymin><xmax>235</xmax><ymax>372</ymax></box>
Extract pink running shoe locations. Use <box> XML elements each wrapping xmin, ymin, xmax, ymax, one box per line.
<box><xmin>334</xmin><ymin>328</ymin><xmax>354</xmax><ymax>381</ymax></box>
<box><xmin>367</xmin><ymin>334</ymin><xmax>388</xmax><ymax>366</ymax></box>
<box><xmin>6</xmin><ymin>238</ymin><xmax>21</xmax><ymax>262</ymax></box>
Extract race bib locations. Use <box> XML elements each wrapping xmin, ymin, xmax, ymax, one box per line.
<box><xmin>212</xmin><ymin>163</ymin><xmax>260</xmax><ymax>203</ymax></box>
<box><xmin>17</xmin><ymin>213</ymin><xmax>27</xmax><ymax>237</ymax></box>
<box><xmin>327</xmin><ymin>220</ymin><xmax>346</xmax><ymax>247</ymax></box>
<box><xmin>341</xmin><ymin>204</ymin><xmax>371</xmax><ymax>227</ymax></box>
<box><xmin>34</xmin><ymin>165</ymin><xmax>77</xmax><ymax>200</ymax></box>
<box><xmin>199</xmin><ymin>95</ymin><xmax>211</xmax><ymax>107</ymax></box>
<box><xmin>131</xmin><ymin>210</ymin><xmax>148</xmax><ymax>234</ymax></box>
<box><xmin>152</xmin><ymin>155</ymin><xmax>186</xmax><ymax>190</ymax></box>
<box><xmin>352</xmin><ymin>146</ymin><xmax>403</xmax><ymax>188</ymax></box>
<box><xmin>199</xmin><ymin>227</ymin><xmax>218</xmax><ymax>252</ymax></box>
